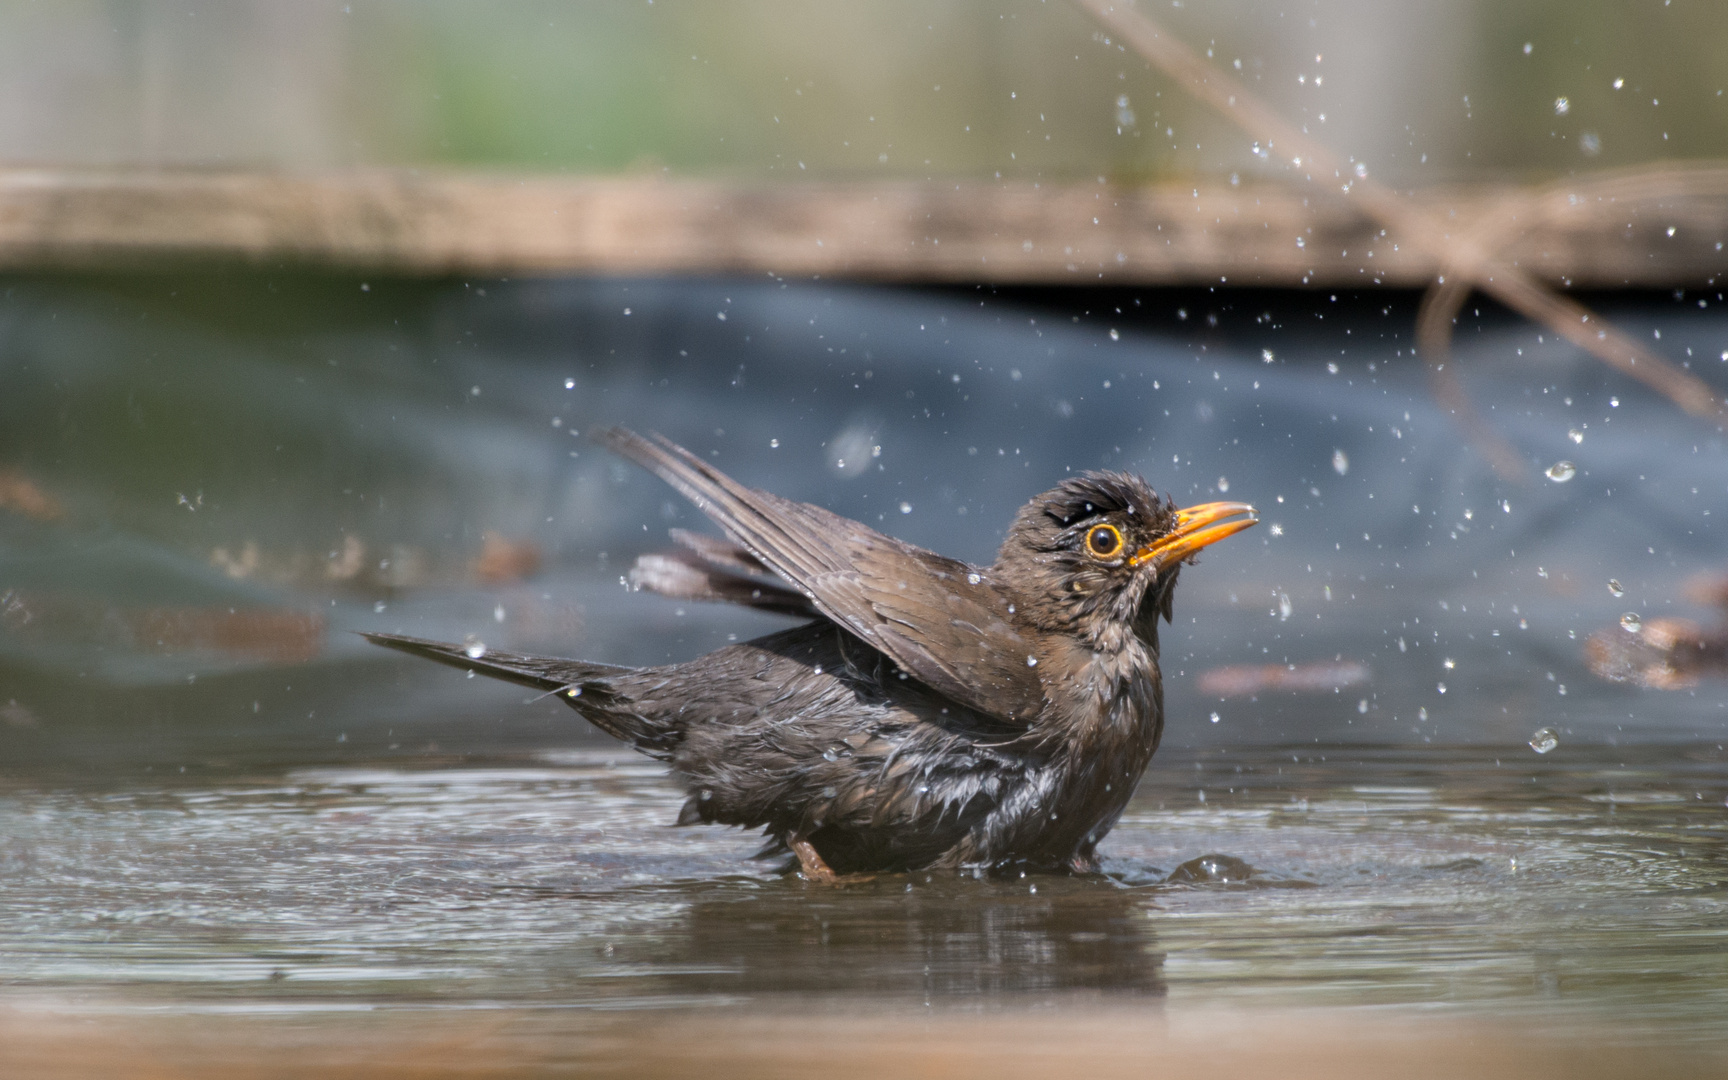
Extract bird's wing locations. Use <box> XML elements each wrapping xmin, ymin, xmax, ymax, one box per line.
<box><xmin>596</xmin><ymin>428</ymin><xmax>1047</xmax><ymax>725</ymax></box>
<box><xmin>668</xmin><ymin>528</ymin><xmax>773</xmax><ymax>575</ymax></box>
<box><xmin>629</xmin><ymin>549</ymin><xmax>819</xmax><ymax>618</ymax></box>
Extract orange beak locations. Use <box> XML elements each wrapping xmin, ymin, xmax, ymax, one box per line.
<box><xmin>1128</xmin><ymin>501</ymin><xmax>1258</xmax><ymax>571</ymax></box>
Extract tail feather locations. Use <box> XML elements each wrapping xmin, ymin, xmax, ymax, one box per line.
<box><xmin>362</xmin><ymin>632</ymin><xmax>629</xmax><ymax>692</ymax></box>
<box><xmin>363</xmin><ymin>631</ymin><xmax>675</xmax><ymax>752</ymax></box>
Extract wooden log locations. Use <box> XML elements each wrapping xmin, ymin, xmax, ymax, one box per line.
<box><xmin>0</xmin><ymin>167</ymin><xmax>1723</xmax><ymax>287</ymax></box>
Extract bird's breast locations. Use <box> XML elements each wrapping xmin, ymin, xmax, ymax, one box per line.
<box><xmin>1038</xmin><ymin>637</ymin><xmax>1162</xmax><ymax>754</ymax></box>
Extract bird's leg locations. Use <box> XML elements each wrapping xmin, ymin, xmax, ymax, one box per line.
<box><xmin>789</xmin><ymin>836</ymin><xmax>838</xmax><ymax>884</ymax></box>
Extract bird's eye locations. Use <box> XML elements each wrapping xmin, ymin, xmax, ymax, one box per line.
<box><xmin>1085</xmin><ymin>523</ymin><xmax>1124</xmax><ymax>559</ymax></box>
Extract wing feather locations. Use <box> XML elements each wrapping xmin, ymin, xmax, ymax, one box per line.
<box><xmin>595</xmin><ymin>428</ymin><xmax>1046</xmax><ymax>724</ymax></box>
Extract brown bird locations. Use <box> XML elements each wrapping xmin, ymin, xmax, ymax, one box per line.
<box><xmin>366</xmin><ymin>428</ymin><xmax>1256</xmax><ymax>880</ymax></box>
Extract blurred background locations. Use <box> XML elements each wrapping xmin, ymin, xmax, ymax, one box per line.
<box><xmin>0</xmin><ymin>0</ymin><xmax>1724</xmax><ymax>179</ymax></box>
<box><xmin>1</xmin><ymin>3</ymin><xmax>1726</xmax><ymax>1076</ymax></box>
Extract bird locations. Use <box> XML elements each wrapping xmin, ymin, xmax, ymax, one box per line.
<box><xmin>365</xmin><ymin>428</ymin><xmax>1256</xmax><ymax>880</ymax></box>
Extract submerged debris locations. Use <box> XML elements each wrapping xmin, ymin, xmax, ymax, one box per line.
<box><xmin>0</xmin><ymin>468</ymin><xmax>65</xmax><ymax>522</ymax></box>
<box><xmin>473</xmin><ymin>531</ymin><xmax>542</xmax><ymax>584</ymax></box>
<box><xmin>1196</xmin><ymin>660</ymin><xmax>1370</xmax><ymax>698</ymax></box>
<box><xmin>0</xmin><ymin>590</ymin><xmax>325</xmax><ymax>664</ymax></box>
<box><xmin>1586</xmin><ymin>571</ymin><xmax>1728</xmax><ymax>688</ymax></box>
<box><xmin>1585</xmin><ymin>617</ymin><xmax>1726</xmax><ymax>690</ymax></box>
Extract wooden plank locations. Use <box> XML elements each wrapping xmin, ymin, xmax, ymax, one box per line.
<box><xmin>0</xmin><ymin>167</ymin><xmax>1723</xmax><ymax>287</ymax></box>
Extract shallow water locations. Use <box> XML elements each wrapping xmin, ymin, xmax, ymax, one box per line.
<box><xmin>4</xmin><ymin>742</ymin><xmax>1724</xmax><ymax>1045</ymax></box>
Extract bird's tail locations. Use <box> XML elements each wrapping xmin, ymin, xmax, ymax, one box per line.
<box><xmin>362</xmin><ymin>632</ymin><xmax>670</xmax><ymax>752</ymax></box>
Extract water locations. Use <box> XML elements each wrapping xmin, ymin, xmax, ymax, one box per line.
<box><xmin>2</xmin><ymin>744</ymin><xmax>1725</xmax><ymax>1057</ymax></box>
<box><xmin>2</xmin><ymin>274</ymin><xmax>1726</xmax><ymax>1069</ymax></box>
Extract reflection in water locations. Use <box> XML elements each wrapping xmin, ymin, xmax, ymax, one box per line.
<box><xmin>668</xmin><ymin>877</ymin><xmax>1165</xmax><ymax>998</ymax></box>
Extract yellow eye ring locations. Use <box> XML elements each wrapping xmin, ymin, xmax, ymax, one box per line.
<box><xmin>1085</xmin><ymin>523</ymin><xmax>1124</xmax><ymax>559</ymax></box>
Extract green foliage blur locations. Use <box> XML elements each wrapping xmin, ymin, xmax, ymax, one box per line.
<box><xmin>0</xmin><ymin>0</ymin><xmax>1724</xmax><ymax>184</ymax></box>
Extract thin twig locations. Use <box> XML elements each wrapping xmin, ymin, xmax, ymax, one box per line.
<box><xmin>1073</xmin><ymin>0</ymin><xmax>1726</xmax><ymax>426</ymax></box>
<box><xmin>1414</xmin><ymin>279</ymin><xmax>1527</xmax><ymax>481</ymax></box>
<box><xmin>1415</xmin><ymin>163</ymin><xmax>1728</xmax><ymax>480</ymax></box>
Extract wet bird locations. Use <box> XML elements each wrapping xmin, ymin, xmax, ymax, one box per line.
<box><xmin>366</xmin><ymin>428</ymin><xmax>1256</xmax><ymax>879</ymax></box>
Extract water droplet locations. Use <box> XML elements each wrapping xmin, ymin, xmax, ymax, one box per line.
<box><xmin>1353</xmin><ymin>162</ymin><xmax>1367</xmax><ymax>178</ymax></box>
<box><xmin>1568</xmin><ymin>428</ymin><xmax>1584</xmax><ymax>444</ymax></box>
<box><xmin>563</xmin><ymin>378</ymin><xmax>575</xmax><ymax>389</ymax></box>
<box><xmin>1443</xmin><ymin>658</ymin><xmax>1456</xmax><ymax>669</ymax></box>
<box><xmin>1026</xmin><ymin>655</ymin><xmax>1039</xmax><ymax>667</ymax></box>
<box><xmin>1278</xmin><ymin>593</ymin><xmax>1293</xmax><ymax>620</ymax></box>
<box><xmin>1217</xmin><ymin>477</ymin><xmax>1230</xmax><ymax>493</ymax></box>
<box><xmin>769</xmin><ymin>438</ymin><xmax>780</xmax><ymax>448</ymax></box>
<box><xmin>1436</xmin><ymin>682</ymin><xmax>1447</xmax><ymax>694</ymax></box>
<box><xmin>1262</xmin><ymin>349</ymin><xmax>1275</xmax><ymax>363</ymax></box>
<box><xmin>493</xmin><ymin>604</ymin><xmax>506</xmax><ymax>623</ymax></box>
<box><xmin>1209</xmin><ymin>711</ymin><xmax>1221</xmax><ymax>723</ymax></box>
<box><xmin>899</xmin><ymin>502</ymin><xmax>913</xmax><ymax>514</ymax></box>
<box><xmin>1607</xmin><ymin>579</ymin><xmax>1625</xmax><ymax>597</ymax></box>
<box><xmin>1529</xmin><ymin>727</ymin><xmax>1559</xmax><ymax>754</ymax></box>
<box><xmin>373</xmin><ymin>601</ymin><xmax>386</xmax><ymax>613</ymax></box>
<box><xmin>1332</xmin><ymin>449</ymin><xmax>1349</xmax><ymax>475</ymax></box>
<box><xmin>1357</xmin><ymin>699</ymin><xmax>1368</xmax><ymax>714</ymax></box>
<box><xmin>966</xmin><ymin>572</ymin><xmax>981</xmax><ymax>585</ymax></box>
<box><xmin>1109</xmin><ymin>328</ymin><xmax>1120</xmax><ymax>341</ymax></box>
<box><xmin>828</xmin><ymin>421</ymin><xmax>879</xmax><ymax>478</ymax></box>
<box><xmin>1546</xmin><ymin>461</ymin><xmax>1576</xmax><ymax>482</ymax></box>
<box><xmin>1522</xmin><ymin>42</ymin><xmax>1533</xmax><ymax>54</ymax></box>
<box><xmin>1609</xmin><ymin>396</ymin><xmax>1620</xmax><ymax>407</ymax></box>
<box><xmin>1620</xmin><ymin>612</ymin><xmax>1642</xmax><ymax>633</ymax></box>
<box><xmin>464</xmin><ymin>641</ymin><xmax>487</xmax><ymax>659</ymax></box>
<box><xmin>1554</xmin><ymin>96</ymin><xmax>1569</xmax><ymax>115</ymax></box>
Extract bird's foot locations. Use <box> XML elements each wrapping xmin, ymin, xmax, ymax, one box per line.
<box><xmin>789</xmin><ymin>837</ymin><xmax>881</xmax><ymax>885</ymax></box>
<box><xmin>790</xmin><ymin>836</ymin><xmax>839</xmax><ymax>883</ymax></box>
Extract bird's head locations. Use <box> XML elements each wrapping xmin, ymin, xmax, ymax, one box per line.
<box><xmin>993</xmin><ymin>471</ymin><xmax>1256</xmax><ymax>648</ymax></box>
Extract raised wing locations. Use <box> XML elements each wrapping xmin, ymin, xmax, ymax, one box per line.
<box><xmin>628</xmin><ymin>548</ymin><xmax>818</xmax><ymax>618</ymax></box>
<box><xmin>595</xmin><ymin>428</ymin><xmax>1047</xmax><ymax>725</ymax></box>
